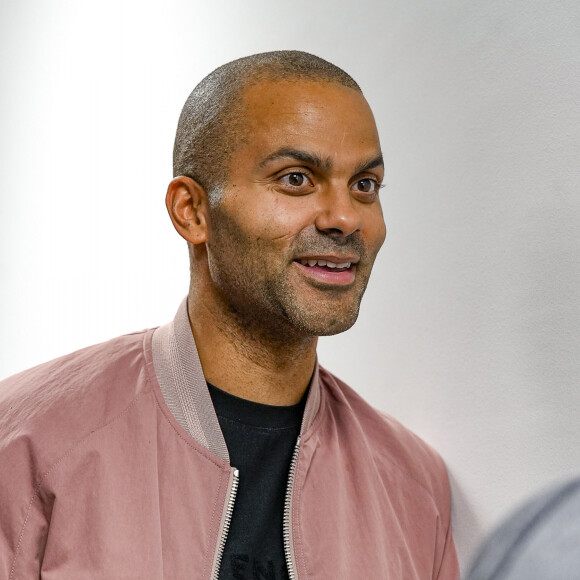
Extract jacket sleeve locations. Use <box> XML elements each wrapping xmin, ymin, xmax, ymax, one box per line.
<box><xmin>0</xmin><ymin>414</ymin><xmax>51</xmax><ymax>578</ymax></box>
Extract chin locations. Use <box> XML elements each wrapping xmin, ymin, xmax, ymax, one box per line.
<box><xmin>315</xmin><ymin>319</ymin><xmax>358</xmax><ymax>336</ymax></box>
<box><xmin>292</xmin><ymin>307</ymin><xmax>360</xmax><ymax>337</ymax></box>
<box><xmin>276</xmin><ymin>284</ymin><xmax>366</xmax><ymax>337</ymax></box>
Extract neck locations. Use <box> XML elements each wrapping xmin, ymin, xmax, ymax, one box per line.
<box><xmin>187</xmin><ymin>288</ymin><xmax>318</xmax><ymax>406</ymax></box>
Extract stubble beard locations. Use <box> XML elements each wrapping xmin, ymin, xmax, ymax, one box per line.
<box><xmin>205</xmin><ymin>206</ymin><xmax>371</xmax><ymax>347</ymax></box>
<box><xmin>209</xmin><ymin>248</ymin><xmax>366</xmax><ymax>346</ymax></box>
<box><xmin>263</xmin><ymin>272</ymin><xmax>368</xmax><ymax>338</ymax></box>
<box><xmin>209</xmin><ymin>261</ymin><xmax>367</xmax><ymax>349</ymax></box>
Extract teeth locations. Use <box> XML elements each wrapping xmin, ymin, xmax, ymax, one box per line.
<box><xmin>299</xmin><ymin>259</ymin><xmax>352</xmax><ymax>269</ymax></box>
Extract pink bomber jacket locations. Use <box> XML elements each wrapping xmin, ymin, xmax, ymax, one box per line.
<box><xmin>0</xmin><ymin>300</ymin><xmax>459</xmax><ymax>579</ymax></box>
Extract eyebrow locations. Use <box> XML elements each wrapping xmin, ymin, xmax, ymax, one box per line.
<box><xmin>353</xmin><ymin>154</ymin><xmax>384</xmax><ymax>175</ymax></box>
<box><xmin>258</xmin><ymin>148</ymin><xmax>333</xmax><ymax>172</ymax></box>
<box><xmin>258</xmin><ymin>148</ymin><xmax>384</xmax><ymax>178</ymax></box>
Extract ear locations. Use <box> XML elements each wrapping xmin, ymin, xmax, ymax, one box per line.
<box><xmin>165</xmin><ymin>176</ymin><xmax>209</xmax><ymax>244</ymax></box>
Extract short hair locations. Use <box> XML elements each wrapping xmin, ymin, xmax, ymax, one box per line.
<box><xmin>173</xmin><ymin>50</ymin><xmax>362</xmax><ymax>202</ymax></box>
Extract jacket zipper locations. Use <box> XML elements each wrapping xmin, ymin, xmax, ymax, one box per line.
<box><xmin>283</xmin><ymin>437</ymin><xmax>301</xmax><ymax>580</ymax></box>
<box><xmin>211</xmin><ymin>467</ymin><xmax>239</xmax><ymax>580</ymax></box>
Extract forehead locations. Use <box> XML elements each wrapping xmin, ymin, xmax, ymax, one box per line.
<box><xmin>237</xmin><ymin>80</ymin><xmax>381</xmax><ymax>164</ymax></box>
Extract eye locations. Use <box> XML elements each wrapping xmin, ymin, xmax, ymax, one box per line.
<box><xmin>353</xmin><ymin>178</ymin><xmax>381</xmax><ymax>195</ymax></box>
<box><xmin>280</xmin><ymin>172</ymin><xmax>311</xmax><ymax>188</ymax></box>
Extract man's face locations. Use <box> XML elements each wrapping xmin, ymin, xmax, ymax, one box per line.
<box><xmin>204</xmin><ymin>79</ymin><xmax>386</xmax><ymax>338</ymax></box>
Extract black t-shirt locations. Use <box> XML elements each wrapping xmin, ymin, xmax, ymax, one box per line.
<box><xmin>207</xmin><ymin>383</ymin><xmax>306</xmax><ymax>580</ymax></box>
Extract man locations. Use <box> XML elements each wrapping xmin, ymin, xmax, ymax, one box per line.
<box><xmin>0</xmin><ymin>51</ymin><xmax>458</xmax><ymax>579</ymax></box>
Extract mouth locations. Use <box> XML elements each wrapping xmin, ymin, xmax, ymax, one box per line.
<box><xmin>293</xmin><ymin>256</ymin><xmax>358</xmax><ymax>285</ymax></box>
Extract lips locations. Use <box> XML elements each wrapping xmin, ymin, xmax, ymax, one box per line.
<box><xmin>297</xmin><ymin>258</ymin><xmax>352</xmax><ymax>271</ymax></box>
<box><xmin>293</xmin><ymin>257</ymin><xmax>357</xmax><ymax>285</ymax></box>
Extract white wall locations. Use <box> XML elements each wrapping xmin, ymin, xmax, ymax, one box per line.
<box><xmin>2</xmin><ymin>0</ymin><xmax>579</xmax><ymax>572</ymax></box>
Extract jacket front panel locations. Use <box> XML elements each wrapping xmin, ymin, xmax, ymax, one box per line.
<box><xmin>38</xmin><ymin>391</ymin><xmax>232</xmax><ymax>580</ymax></box>
<box><xmin>292</xmin><ymin>372</ymin><xmax>455</xmax><ymax>579</ymax></box>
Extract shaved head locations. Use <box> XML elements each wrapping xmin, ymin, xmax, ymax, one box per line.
<box><xmin>173</xmin><ymin>50</ymin><xmax>361</xmax><ymax>202</ymax></box>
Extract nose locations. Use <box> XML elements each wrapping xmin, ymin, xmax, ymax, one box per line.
<box><xmin>314</xmin><ymin>185</ymin><xmax>363</xmax><ymax>237</ymax></box>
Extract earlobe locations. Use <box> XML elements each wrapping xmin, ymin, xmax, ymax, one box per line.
<box><xmin>165</xmin><ymin>176</ymin><xmax>209</xmax><ymax>244</ymax></box>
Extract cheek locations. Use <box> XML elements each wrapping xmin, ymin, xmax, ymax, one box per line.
<box><xmin>250</xmin><ymin>198</ymin><xmax>312</xmax><ymax>244</ymax></box>
<box><xmin>377</xmin><ymin>218</ymin><xmax>387</xmax><ymax>248</ymax></box>
<box><xmin>363</xmin><ymin>207</ymin><xmax>387</xmax><ymax>254</ymax></box>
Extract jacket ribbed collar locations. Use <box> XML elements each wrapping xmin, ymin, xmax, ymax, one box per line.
<box><xmin>151</xmin><ymin>298</ymin><xmax>321</xmax><ymax>464</ymax></box>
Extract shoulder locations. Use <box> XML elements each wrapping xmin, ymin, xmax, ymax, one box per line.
<box><xmin>0</xmin><ymin>329</ymin><xmax>155</xmax><ymax>470</ymax></box>
<box><xmin>317</xmin><ymin>365</ymin><xmax>451</xmax><ymax>504</ymax></box>
<box><xmin>467</xmin><ymin>478</ymin><xmax>580</xmax><ymax>580</ymax></box>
